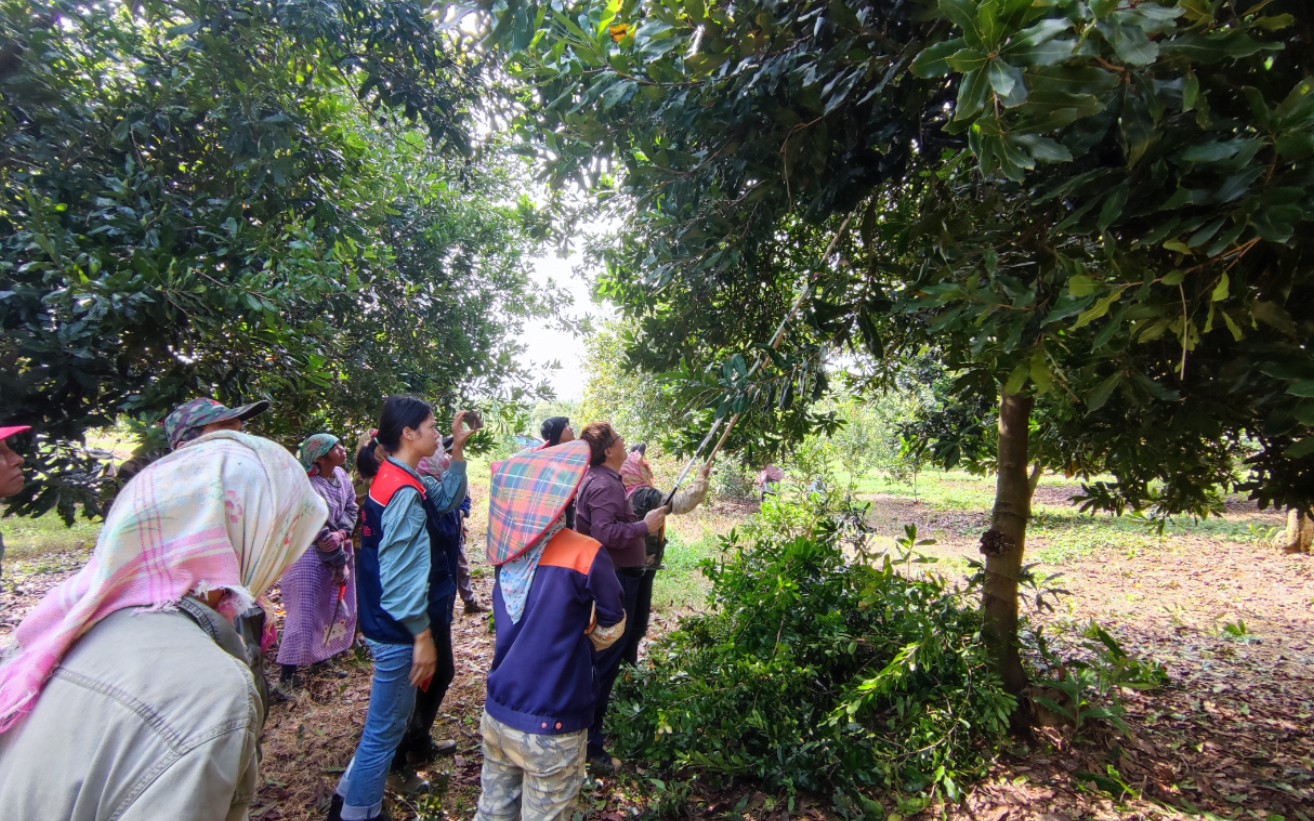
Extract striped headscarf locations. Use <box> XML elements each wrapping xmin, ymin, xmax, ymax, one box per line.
<box><xmin>487</xmin><ymin>440</ymin><xmax>591</xmax><ymax>623</ymax></box>
<box><xmin>619</xmin><ymin>450</ymin><xmax>655</xmax><ymax>493</ymax></box>
<box><xmin>0</xmin><ymin>431</ymin><xmax>326</xmax><ymax>733</ymax></box>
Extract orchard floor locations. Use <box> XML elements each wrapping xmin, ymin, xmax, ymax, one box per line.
<box><xmin>1</xmin><ymin>485</ymin><xmax>1311</xmax><ymax>821</ymax></box>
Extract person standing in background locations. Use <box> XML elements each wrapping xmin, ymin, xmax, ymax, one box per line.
<box><xmin>275</xmin><ymin>433</ymin><xmax>359</xmax><ymax>696</ymax></box>
<box><xmin>0</xmin><ymin>425</ymin><xmax>30</xmax><ymax>581</ymax></box>
<box><xmin>163</xmin><ymin>398</ymin><xmax>271</xmax><ymax>451</ymax></box>
<box><xmin>539</xmin><ymin>417</ymin><xmax>575</xmax><ymax>448</ymax></box>
<box><xmin>330</xmin><ymin>398</ymin><xmax>473</xmax><ymax>821</ymax></box>
<box><xmin>619</xmin><ymin>443</ymin><xmax>713</xmax><ymax>667</ymax></box>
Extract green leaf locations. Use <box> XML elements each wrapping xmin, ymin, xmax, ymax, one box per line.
<box><xmin>1162</xmin><ymin>240</ymin><xmax>1193</xmax><ymax>255</ymax></box>
<box><xmin>1068</xmin><ymin>275</ymin><xmax>1099</xmax><ymax>297</ymax></box>
<box><xmin>1086</xmin><ymin>372</ymin><xmax>1122</xmax><ymax>412</ymax></box>
<box><xmin>939</xmin><ymin>0</ymin><xmax>981</xmax><ymax>44</ymax></box>
<box><xmin>1220</xmin><ymin>310</ymin><xmax>1244</xmax><ymax>342</ymax></box>
<box><xmin>911</xmin><ymin>38</ymin><xmax>967</xmax><ymax>78</ymax></box>
<box><xmin>1288</xmin><ymin>380</ymin><xmax>1314</xmax><ymax>398</ymax></box>
<box><xmin>1015</xmin><ymin>134</ymin><xmax>1072</xmax><ymax>163</ymax></box>
<box><xmin>1105</xmin><ymin>19</ymin><xmax>1159</xmax><ymax>66</ymax></box>
<box><xmin>1188</xmin><ymin>218</ymin><xmax>1225</xmax><ymax>248</ymax></box>
<box><xmin>1005</xmin><ymin>362</ymin><xmax>1030</xmax><ymax>394</ymax></box>
<box><xmin>1286</xmin><ymin>438</ymin><xmax>1314</xmax><ymax>460</ymax></box>
<box><xmin>987</xmin><ymin>60</ymin><xmax>1028</xmax><ymax>107</ymax></box>
<box><xmin>1182</xmin><ymin>71</ymin><xmax>1200</xmax><ymax>112</ymax></box>
<box><xmin>1073</xmin><ymin>291</ymin><xmax>1122</xmax><ymax>330</ymax></box>
<box><xmin>1030</xmin><ymin>351</ymin><xmax>1053</xmax><ymax>393</ymax></box>
<box><xmin>946</xmin><ymin>47</ymin><xmax>989</xmax><ymax>73</ymax></box>
<box><xmin>955</xmin><ymin>68</ymin><xmax>992</xmax><ymax>122</ymax></box>
<box><xmin>1210</xmin><ymin>273</ymin><xmax>1229</xmax><ymax>302</ymax></box>
<box><xmin>1179</xmin><ymin>140</ymin><xmax>1246</xmax><ymax>163</ymax></box>
<box><xmin>1097</xmin><ymin>185</ymin><xmax>1129</xmax><ymax>232</ymax></box>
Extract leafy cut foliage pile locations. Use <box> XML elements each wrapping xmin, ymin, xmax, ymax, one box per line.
<box><xmin>608</xmin><ymin>498</ymin><xmax>1014</xmax><ymax>813</ymax></box>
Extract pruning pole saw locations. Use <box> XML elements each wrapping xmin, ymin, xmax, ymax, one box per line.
<box><xmin>663</xmin><ymin>214</ymin><xmax>855</xmax><ymax>508</ymax></box>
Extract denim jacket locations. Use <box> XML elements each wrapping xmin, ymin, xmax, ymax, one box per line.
<box><xmin>0</xmin><ymin>602</ymin><xmax>263</xmax><ymax>821</ymax></box>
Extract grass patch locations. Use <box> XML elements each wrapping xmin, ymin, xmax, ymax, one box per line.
<box><xmin>651</xmin><ymin>501</ymin><xmax>743</xmax><ymax>612</ymax></box>
<box><xmin>1026</xmin><ymin>504</ymin><xmax>1277</xmax><ymax>565</ymax></box>
<box><xmin>651</xmin><ymin>529</ymin><xmax>723</xmax><ymax>612</ymax></box>
<box><xmin>1</xmin><ymin>510</ymin><xmax>101</xmax><ymax>562</ymax></box>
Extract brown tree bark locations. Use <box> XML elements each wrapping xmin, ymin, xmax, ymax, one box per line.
<box><xmin>981</xmin><ymin>390</ymin><xmax>1033</xmax><ymax>699</ymax></box>
<box><xmin>1028</xmin><ymin>462</ymin><xmax>1043</xmax><ymax>497</ymax></box>
<box><xmin>1282</xmin><ymin>508</ymin><xmax>1313</xmax><ymax>554</ymax></box>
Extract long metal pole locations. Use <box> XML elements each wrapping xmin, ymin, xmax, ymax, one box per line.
<box><xmin>663</xmin><ymin>214</ymin><xmax>854</xmax><ymax>507</ymax></box>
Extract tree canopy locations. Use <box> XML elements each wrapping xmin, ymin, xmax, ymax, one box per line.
<box><xmin>490</xmin><ymin>0</ymin><xmax>1313</xmax><ymax>515</ymax></box>
<box><xmin>487</xmin><ymin>0</ymin><xmax>1314</xmax><ymax>693</ymax></box>
<box><xmin>0</xmin><ymin>0</ymin><xmax>555</xmax><ymax>517</ymax></box>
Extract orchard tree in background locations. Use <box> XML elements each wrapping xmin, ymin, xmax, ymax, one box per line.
<box><xmin>487</xmin><ymin>0</ymin><xmax>1314</xmax><ymax>698</ymax></box>
<box><xmin>0</xmin><ymin>0</ymin><xmax>557</xmax><ymax>518</ymax></box>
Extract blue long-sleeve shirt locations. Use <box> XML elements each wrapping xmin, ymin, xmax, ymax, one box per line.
<box><xmin>377</xmin><ymin>457</ymin><xmax>467</xmax><ymax>637</ymax></box>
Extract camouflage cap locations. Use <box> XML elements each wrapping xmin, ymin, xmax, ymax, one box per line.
<box><xmin>164</xmin><ymin>398</ymin><xmax>270</xmax><ymax>450</ymax></box>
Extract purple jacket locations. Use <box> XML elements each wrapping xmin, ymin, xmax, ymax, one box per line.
<box><xmin>575</xmin><ymin>465</ymin><xmax>649</xmax><ymax>569</ymax></box>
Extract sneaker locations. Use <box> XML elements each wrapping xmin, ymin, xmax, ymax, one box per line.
<box><xmin>587</xmin><ymin>749</ymin><xmax>619</xmax><ymax>775</ymax></box>
<box><xmin>463</xmin><ymin>599</ymin><xmax>488</xmax><ymax>615</ymax></box>
<box><xmin>386</xmin><ymin>771</ymin><xmax>431</xmax><ymax>796</ymax></box>
<box><xmin>326</xmin><ymin>794</ymin><xmax>343</xmax><ymax>821</ymax></box>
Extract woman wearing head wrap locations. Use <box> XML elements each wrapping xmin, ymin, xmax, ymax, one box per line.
<box><xmin>613</xmin><ymin>443</ymin><xmax>714</xmax><ymax>670</ymax></box>
<box><xmin>0</xmin><ymin>431</ymin><xmax>326</xmax><ymax>821</ymax></box>
<box><xmin>274</xmin><ymin>434</ymin><xmax>360</xmax><ymax>694</ymax></box>
<box><xmin>476</xmin><ymin>439</ymin><xmax>625</xmax><ymax>821</ymax></box>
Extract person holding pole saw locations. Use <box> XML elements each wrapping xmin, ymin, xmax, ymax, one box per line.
<box><xmin>575</xmin><ymin>423</ymin><xmax>669</xmax><ymax>774</ymax></box>
<box><xmin>620</xmin><ymin>443</ymin><xmax>713</xmax><ymax>666</ymax></box>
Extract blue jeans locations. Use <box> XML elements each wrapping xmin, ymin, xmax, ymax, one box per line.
<box><xmin>337</xmin><ymin>639</ymin><xmax>415</xmax><ymax>820</ymax></box>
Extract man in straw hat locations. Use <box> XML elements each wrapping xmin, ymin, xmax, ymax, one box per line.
<box><xmin>475</xmin><ymin>439</ymin><xmax>626</xmax><ymax>821</ymax></box>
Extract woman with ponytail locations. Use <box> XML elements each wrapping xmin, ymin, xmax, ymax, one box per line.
<box><xmin>330</xmin><ymin>397</ymin><xmax>476</xmax><ymax>821</ymax></box>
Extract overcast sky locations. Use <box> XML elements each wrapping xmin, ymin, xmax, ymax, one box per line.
<box><xmin>517</xmin><ymin>253</ymin><xmax>598</xmax><ymax>402</ymax></box>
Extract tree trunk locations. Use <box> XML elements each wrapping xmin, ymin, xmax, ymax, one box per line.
<box><xmin>1282</xmin><ymin>508</ymin><xmax>1313</xmax><ymax>554</ymax></box>
<box><xmin>981</xmin><ymin>390</ymin><xmax>1033</xmax><ymax>699</ymax></box>
<box><xmin>1028</xmin><ymin>462</ymin><xmax>1043</xmax><ymax>496</ymax></box>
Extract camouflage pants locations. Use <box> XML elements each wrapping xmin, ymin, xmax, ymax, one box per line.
<box><xmin>474</xmin><ymin>711</ymin><xmax>587</xmax><ymax>821</ymax></box>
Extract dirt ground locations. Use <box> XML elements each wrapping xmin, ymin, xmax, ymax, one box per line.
<box><xmin>2</xmin><ymin>495</ymin><xmax>1311</xmax><ymax>820</ymax></box>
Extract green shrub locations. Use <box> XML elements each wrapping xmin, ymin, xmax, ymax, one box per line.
<box><xmin>608</xmin><ymin>497</ymin><xmax>1014</xmax><ymax>810</ymax></box>
<box><xmin>709</xmin><ymin>452</ymin><xmax>758</xmax><ymax>501</ymax></box>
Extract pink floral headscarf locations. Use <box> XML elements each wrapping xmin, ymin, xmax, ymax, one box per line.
<box><xmin>0</xmin><ymin>432</ymin><xmax>326</xmax><ymax>733</ymax></box>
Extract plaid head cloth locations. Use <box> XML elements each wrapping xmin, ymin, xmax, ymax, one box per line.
<box><xmin>486</xmin><ymin>440</ymin><xmax>591</xmax><ymax>567</ymax></box>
